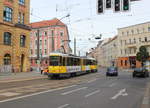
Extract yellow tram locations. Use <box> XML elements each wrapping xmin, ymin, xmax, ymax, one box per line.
<box><xmin>47</xmin><ymin>52</ymin><xmax>97</xmax><ymax>78</ymax></box>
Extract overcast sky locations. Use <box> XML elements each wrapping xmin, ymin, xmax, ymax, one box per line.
<box><xmin>30</xmin><ymin>0</ymin><xmax>150</xmax><ymax>55</ymax></box>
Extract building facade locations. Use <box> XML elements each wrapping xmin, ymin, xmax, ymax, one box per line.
<box><xmin>30</xmin><ymin>18</ymin><xmax>71</xmax><ymax>69</ymax></box>
<box><xmin>0</xmin><ymin>0</ymin><xmax>30</xmax><ymax>73</ymax></box>
<box><xmin>117</xmin><ymin>22</ymin><xmax>150</xmax><ymax>69</ymax></box>
<box><xmin>101</xmin><ymin>36</ymin><xmax>118</xmax><ymax>67</ymax></box>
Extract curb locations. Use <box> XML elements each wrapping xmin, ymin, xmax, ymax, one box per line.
<box><xmin>0</xmin><ymin>76</ymin><xmax>48</xmax><ymax>83</ymax></box>
<box><xmin>141</xmin><ymin>82</ymin><xmax>150</xmax><ymax>108</ymax></box>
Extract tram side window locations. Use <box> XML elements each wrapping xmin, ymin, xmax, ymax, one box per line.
<box><xmin>67</xmin><ymin>57</ymin><xmax>73</xmax><ymax>66</ymax></box>
<box><xmin>63</xmin><ymin>57</ymin><xmax>66</xmax><ymax>66</ymax></box>
<box><xmin>59</xmin><ymin>57</ymin><xmax>62</xmax><ymax>66</ymax></box>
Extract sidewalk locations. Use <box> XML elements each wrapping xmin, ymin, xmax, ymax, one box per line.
<box><xmin>0</xmin><ymin>71</ymin><xmax>47</xmax><ymax>83</ymax></box>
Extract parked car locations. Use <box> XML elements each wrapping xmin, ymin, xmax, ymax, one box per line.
<box><xmin>43</xmin><ymin>68</ymin><xmax>48</xmax><ymax>75</ymax></box>
<box><xmin>132</xmin><ymin>67</ymin><xmax>149</xmax><ymax>78</ymax></box>
<box><xmin>106</xmin><ymin>66</ymin><xmax>118</xmax><ymax>76</ymax></box>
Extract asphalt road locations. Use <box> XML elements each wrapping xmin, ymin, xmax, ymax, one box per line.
<box><xmin>0</xmin><ymin>69</ymin><xmax>149</xmax><ymax>108</ymax></box>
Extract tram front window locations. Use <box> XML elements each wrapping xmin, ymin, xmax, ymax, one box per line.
<box><xmin>49</xmin><ymin>56</ymin><xmax>60</xmax><ymax>66</ymax></box>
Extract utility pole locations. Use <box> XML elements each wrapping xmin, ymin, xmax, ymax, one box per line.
<box><xmin>37</xmin><ymin>29</ymin><xmax>40</xmax><ymax>71</ymax></box>
<box><xmin>37</xmin><ymin>29</ymin><xmax>40</xmax><ymax>60</ymax></box>
<box><xmin>74</xmin><ymin>37</ymin><xmax>76</xmax><ymax>56</ymax></box>
<box><xmin>51</xmin><ymin>30</ymin><xmax>54</xmax><ymax>52</ymax></box>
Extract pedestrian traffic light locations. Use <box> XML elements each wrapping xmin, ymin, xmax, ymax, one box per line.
<box><xmin>106</xmin><ymin>0</ymin><xmax>112</xmax><ymax>9</ymax></box>
<box><xmin>97</xmin><ymin>0</ymin><xmax>104</xmax><ymax>14</ymax></box>
<box><xmin>123</xmin><ymin>0</ymin><xmax>130</xmax><ymax>11</ymax></box>
<box><xmin>114</xmin><ymin>0</ymin><xmax>121</xmax><ymax>12</ymax></box>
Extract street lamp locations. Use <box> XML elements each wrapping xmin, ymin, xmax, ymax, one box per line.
<box><xmin>51</xmin><ymin>14</ymin><xmax>70</xmax><ymax>52</ymax></box>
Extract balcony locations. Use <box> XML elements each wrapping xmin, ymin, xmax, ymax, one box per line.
<box><xmin>140</xmin><ymin>41</ymin><xmax>150</xmax><ymax>46</ymax></box>
<box><xmin>126</xmin><ymin>42</ymin><xmax>136</xmax><ymax>48</ymax></box>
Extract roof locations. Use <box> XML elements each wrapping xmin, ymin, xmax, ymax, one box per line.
<box><xmin>118</xmin><ymin>21</ymin><xmax>150</xmax><ymax>30</ymax></box>
<box><xmin>30</xmin><ymin>18</ymin><xmax>66</xmax><ymax>28</ymax></box>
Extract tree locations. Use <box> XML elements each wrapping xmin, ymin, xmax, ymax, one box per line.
<box><xmin>136</xmin><ymin>46</ymin><xmax>149</xmax><ymax>67</ymax></box>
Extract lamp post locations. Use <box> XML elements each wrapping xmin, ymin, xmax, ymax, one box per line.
<box><xmin>51</xmin><ymin>14</ymin><xmax>70</xmax><ymax>52</ymax></box>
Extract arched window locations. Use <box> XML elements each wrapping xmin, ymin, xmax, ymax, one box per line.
<box><xmin>4</xmin><ymin>32</ymin><xmax>11</xmax><ymax>45</ymax></box>
<box><xmin>4</xmin><ymin>54</ymin><xmax>11</xmax><ymax>65</ymax></box>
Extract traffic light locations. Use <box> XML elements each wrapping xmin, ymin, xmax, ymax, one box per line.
<box><xmin>106</xmin><ymin>0</ymin><xmax>112</xmax><ymax>9</ymax></box>
<box><xmin>123</xmin><ymin>0</ymin><xmax>130</xmax><ymax>11</ymax></box>
<box><xmin>114</xmin><ymin>0</ymin><xmax>121</xmax><ymax>12</ymax></box>
<box><xmin>97</xmin><ymin>0</ymin><xmax>104</xmax><ymax>14</ymax></box>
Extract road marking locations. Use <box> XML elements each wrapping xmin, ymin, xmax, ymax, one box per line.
<box><xmin>61</xmin><ymin>87</ymin><xmax>88</xmax><ymax>95</ymax></box>
<box><xmin>0</xmin><ymin>85</ymin><xmax>77</xmax><ymax>103</ymax></box>
<box><xmin>109</xmin><ymin>83</ymin><xmax>116</xmax><ymax>87</ymax></box>
<box><xmin>58</xmin><ymin>104</ymin><xmax>69</xmax><ymax>108</ymax></box>
<box><xmin>85</xmin><ymin>90</ymin><xmax>100</xmax><ymax>98</ymax></box>
<box><xmin>87</xmin><ymin>79</ymin><xmax>97</xmax><ymax>83</ymax></box>
<box><xmin>111</xmin><ymin>88</ymin><xmax>128</xmax><ymax>100</ymax></box>
<box><xmin>0</xmin><ymin>92</ymin><xmax>21</xmax><ymax>97</ymax></box>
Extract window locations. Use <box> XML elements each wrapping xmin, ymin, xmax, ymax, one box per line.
<box><xmin>134</xmin><ymin>48</ymin><xmax>136</xmax><ymax>53</ymax></box>
<box><xmin>19</xmin><ymin>0</ymin><xmax>25</xmax><ymax>5</ymax></box>
<box><xmin>137</xmin><ymin>29</ymin><xmax>139</xmax><ymax>34</ymax></box>
<box><xmin>139</xmin><ymin>38</ymin><xmax>141</xmax><ymax>42</ymax></box>
<box><xmin>35</xmin><ymin>49</ymin><xmax>37</xmax><ymax>55</ymax></box>
<box><xmin>18</xmin><ymin>12</ymin><xmax>24</xmax><ymax>24</ymax></box>
<box><xmin>145</xmin><ymin>37</ymin><xmax>147</xmax><ymax>42</ymax></box>
<box><xmin>134</xmin><ymin>38</ymin><xmax>136</xmax><ymax>43</ymax></box>
<box><xmin>40</xmin><ymin>49</ymin><xmax>42</xmax><ymax>54</ymax></box>
<box><xmin>51</xmin><ymin>30</ymin><xmax>54</xmax><ymax>36</ymax></box>
<box><xmin>21</xmin><ymin>13</ymin><xmax>24</xmax><ymax>24</ymax></box>
<box><xmin>122</xmin><ymin>32</ymin><xmax>124</xmax><ymax>36</ymax></box>
<box><xmin>3</xmin><ymin>7</ymin><xmax>13</xmax><ymax>22</ymax></box>
<box><xmin>18</xmin><ymin>12</ymin><xmax>21</xmax><ymax>23</ymax></box>
<box><xmin>148</xmin><ymin>27</ymin><xmax>150</xmax><ymax>32</ymax></box>
<box><xmin>127</xmin><ymin>31</ymin><xmax>129</xmax><ymax>35</ymax></box>
<box><xmin>129</xmin><ymin>39</ymin><xmax>131</xmax><ymax>44</ymax></box>
<box><xmin>131</xmin><ymin>30</ymin><xmax>134</xmax><ymax>34</ymax></box>
<box><xmin>44</xmin><ymin>32</ymin><xmax>47</xmax><ymax>36</ymax></box>
<box><xmin>60</xmin><ymin>32</ymin><xmax>64</xmax><ymax>36</ymax></box>
<box><xmin>125</xmin><ymin>49</ymin><xmax>127</xmax><ymax>54</ymax></box>
<box><xmin>20</xmin><ymin>35</ymin><xmax>26</xmax><ymax>47</ymax></box>
<box><xmin>44</xmin><ymin>49</ymin><xmax>47</xmax><ymax>54</ymax></box>
<box><xmin>30</xmin><ymin>49</ymin><xmax>33</xmax><ymax>55</ymax></box>
<box><xmin>45</xmin><ymin>40</ymin><xmax>47</xmax><ymax>45</ymax></box>
<box><xmin>125</xmin><ymin>60</ymin><xmax>127</xmax><ymax>66</ymax></box>
<box><xmin>4</xmin><ymin>32</ymin><xmax>11</xmax><ymax>45</ymax></box>
<box><xmin>121</xmin><ymin>60</ymin><xmax>123</xmax><ymax>66</ymax></box>
<box><xmin>4</xmin><ymin>54</ymin><xmax>11</xmax><ymax>65</ymax></box>
<box><xmin>40</xmin><ymin>40</ymin><xmax>42</xmax><ymax>45</ymax></box>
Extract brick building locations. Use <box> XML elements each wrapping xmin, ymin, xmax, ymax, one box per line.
<box><xmin>0</xmin><ymin>0</ymin><xmax>31</xmax><ymax>73</ymax></box>
<box><xmin>30</xmin><ymin>18</ymin><xmax>71</xmax><ymax>69</ymax></box>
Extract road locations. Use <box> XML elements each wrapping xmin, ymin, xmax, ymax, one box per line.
<box><xmin>0</xmin><ymin>69</ymin><xmax>149</xmax><ymax>108</ymax></box>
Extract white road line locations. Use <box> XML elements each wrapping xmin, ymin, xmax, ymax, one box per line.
<box><xmin>109</xmin><ymin>83</ymin><xmax>116</xmax><ymax>87</ymax></box>
<box><xmin>85</xmin><ymin>90</ymin><xmax>100</xmax><ymax>98</ymax></box>
<box><xmin>0</xmin><ymin>85</ymin><xmax>77</xmax><ymax>103</ymax></box>
<box><xmin>87</xmin><ymin>79</ymin><xmax>97</xmax><ymax>83</ymax></box>
<box><xmin>111</xmin><ymin>88</ymin><xmax>128</xmax><ymax>100</ymax></box>
<box><xmin>58</xmin><ymin>104</ymin><xmax>69</xmax><ymax>108</ymax></box>
<box><xmin>61</xmin><ymin>87</ymin><xmax>88</xmax><ymax>95</ymax></box>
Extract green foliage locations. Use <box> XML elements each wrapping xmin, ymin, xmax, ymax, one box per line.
<box><xmin>136</xmin><ymin>46</ymin><xmax>149</xmax><ymax>65</ymax></box>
